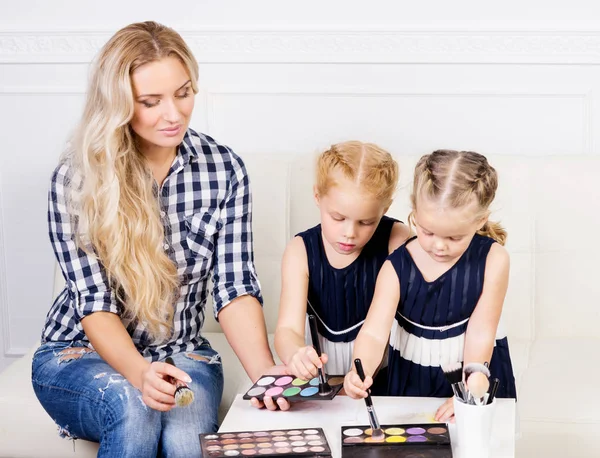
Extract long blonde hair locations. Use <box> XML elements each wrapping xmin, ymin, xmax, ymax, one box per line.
<box><xmin>410</xmin><ymin>149</ymin><xmax>507</xmax><ymax>245</ymax></box>
<box><xmin>316</xmin><ymin>141</ymin><xmax>398</xmax><ymax>207</ymax></box>
<box><xmin>66</xmin><ymin>21</ymin><xmax>199</xmax><ymax>338</ymax></box>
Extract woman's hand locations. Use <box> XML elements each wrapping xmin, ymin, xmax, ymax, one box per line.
<box><xmin>249</xmin><ymin>364</ymin><xmax>292</xmax><ymax>411</ymax></box>
<box><xmin>287</xmin><ymin>345</ymin><xmax>328</xmax><ymax>381</ymax></box>
<box><xmin>435</xmin><ymin>397</ymin><xmax>455</xmax><ymax>423</ymax></box>
<box><xmin>343</xmin><ymin>370</ymin><xmax>372</xmax><ymax>400</ymax></box>
<box><xmin>140</xmin><ymin>361</ymin><xmax>192</xmax><ymax>411</ymax></box>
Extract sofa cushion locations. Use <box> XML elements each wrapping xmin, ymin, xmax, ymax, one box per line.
<box><xmin>0</xmin><ymin>346</ymin><xmax>99</xmax><ymax>457</ymax></box>
<box><xmin>518</xmin><ymin>337</ymin><xmax>598</xmax><ymax>425</ymax></box>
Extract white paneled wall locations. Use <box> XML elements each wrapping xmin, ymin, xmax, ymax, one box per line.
<box><xmin>2</xmin><ymin>1</ymin><xmax>600</xmax><ymax>370</ymax></box>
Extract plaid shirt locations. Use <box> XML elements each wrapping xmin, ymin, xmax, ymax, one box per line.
<box><xmin>42</xmin><ymin>129</ymin><xmax>262</xmax><ymax>360</ymax></box>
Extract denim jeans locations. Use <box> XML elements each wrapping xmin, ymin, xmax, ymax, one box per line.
<box><xmin>32</xmin><ymin>341</ymin><xmax>224</xmax><ymax>458</ymax></box>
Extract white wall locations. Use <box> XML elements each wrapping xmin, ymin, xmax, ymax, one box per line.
<box><xmin>2</xmin><ymin>1</ymin><xmax>600</xmax><ymax>370</ymax></box>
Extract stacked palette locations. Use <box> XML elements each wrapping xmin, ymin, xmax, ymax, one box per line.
<box><xmin>341</xmin><ymin>423</ymin><xmax>452</xmax><ymax>458</ymax></box>
<box><xmin>199</xmin><ymin>428</ymin><xmax>332</xmax><ymax>457</ymax></box>
<box><xmin>242</xmin><ymin>375</ymin><xmax>344</xmax><ymax>402</ymax></box>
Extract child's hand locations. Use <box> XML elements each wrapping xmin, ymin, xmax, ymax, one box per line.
<box><xmin>434</xmin><ymin>397</ymin><xmax>455</xmax><ymax>423</ymax></box>
<box><xmin>288</xmin><ymin>346</ymin><xmax>328</xmax><ymax>380</ymax></box>
<box><xmin>343</xmin><ymin>370</ymin><xmax>372</xmax><ymax>399</ymax></box>
<box><xmin>249</xmin><ymin>365</ymin><xmax>291</xmax><ymax>411</ymax></box>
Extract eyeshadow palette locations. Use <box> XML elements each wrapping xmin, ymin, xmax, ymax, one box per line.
<box><xmin>341</xmin><ymin>424</ymin><xmax>452</xmax><ymax>458</ymax></box>
<box><xmin>200</xmin><ymin>427</ymin><xmax>332</xmax><ymax>457</ymax></box>
<box><xmin>242</xmin><ymin>374</ymin><xmax>344</xmax><ymax>402</ymax></box>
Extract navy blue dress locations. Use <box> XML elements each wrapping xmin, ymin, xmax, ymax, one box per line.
<box><xmin>387</xmin><ymin>234</ymin><xmax>517</xmax><ymax>399</ymax></box>
<box><xmin>297</xmin><ymin>216</ymin><xmax>399</xmax><ymax>392</ymax></box>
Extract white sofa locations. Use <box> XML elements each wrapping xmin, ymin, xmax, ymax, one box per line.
<box><xmin>0</xmin><ymin>153</ymin><xmax>598</xmax><ymax>457</ymax></box>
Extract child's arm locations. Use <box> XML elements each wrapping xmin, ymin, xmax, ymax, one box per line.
<box><xmin>274</xmin><ymin>236</ymin><xmax>325</xmax><ymax>380</ymax></box>
<box><xmin>344</xmin><ymin>261</ymin><xmax>400</xmax><ymax>399</ymax></box>
<box><xmin>464</xmin><ymin>243</ymin><xmax>510</xmax><ymax>367</ymax></box>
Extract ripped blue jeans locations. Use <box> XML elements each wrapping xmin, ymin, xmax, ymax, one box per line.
<box><xmin>31</xmin><ymin>341</ymin><xmax>223</xmax><ymax>458</ymax></box>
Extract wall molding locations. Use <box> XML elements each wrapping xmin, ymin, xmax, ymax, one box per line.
<box><xmin>2</xmin><ymin>28</ymin><xmax>600</xmax><ymax>64</ymax></box>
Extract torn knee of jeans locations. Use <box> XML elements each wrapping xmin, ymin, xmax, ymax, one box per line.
<box><xmin>56</xmin><ymin>347</ymin><xmax>94</xmax><ymax>363</ymax></box>
<box><xmin>56</xmin><ymin>423</ymin><xmax>77</xmax><ymax>440</ymax></box>
<box><xmin>184</xmin><ymin>352</ymin><xmax>221</xmax><ymax>364</ymax></box>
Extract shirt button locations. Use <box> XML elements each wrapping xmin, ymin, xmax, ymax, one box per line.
<box><xmin>163</xmin><ymin>243</ymin><xmax>169</xmax><ymax>250</ymax></box>
<box><xmin>160</xmin><ymin>211</ymin><xmax>166</xmax><ymax>217</ymax></box>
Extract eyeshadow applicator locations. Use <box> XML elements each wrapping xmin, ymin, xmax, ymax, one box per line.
<box><xmin>165</xmin><ymin>357</ymin><xmax>194</xmax><ymax>407</ymax></box>
<box><xmin>308</xmin><ymin>314</ymin><xmax>332</xmax><ymax>395</ymax></box>
<box><xmin>354</xmin><ymin>358</ymin><xmax>384</xmax><ymax>441</ymax></box>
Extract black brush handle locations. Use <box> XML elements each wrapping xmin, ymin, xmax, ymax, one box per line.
<box><xmin>164</xmin><ymin>357</ymin><xmax>177</xmax><ymax>385</ymax></box>
<box><xmin>354</xmin><ymin>358</ymin><xmax>373</xmax><ymax>408</ymax></box>
<box><xmin>308</xmin><ymin>315</ymin><xmax>322</xmax><ymax>356</ymax></box>
<box><xmin>487</xmin><ymin>378</ymin><xmax>500</xmax><ymax>405</ymax></box>
<box><xmin>308</xmin><ymin>315</ymin><xmax>328</xmax><ymax>387</ymax></box>
<box><xmin>355</xmin><ymin>358</ymin><xmax>381</xmax><ymax>431</ymax></box>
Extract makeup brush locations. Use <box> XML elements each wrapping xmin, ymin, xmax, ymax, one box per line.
<box><xmin>441</xmin><ymin>361</ymin><xmax>466</xmax><ymax>402</ymax></box>
<box><xmin>486</xmin><ymin>377</ymin><xmax>500</xmax><ymax>405</ymax></box>
<box><xmin>308</xmin><ymin>315</ymin><xmax>332</xmax><ymax>396</ymax></box>
<box><xmin>463</xmin><ymin>362</ymin><xmax>490</xmax><ymax>405</ymax></box>
<box><xmin>354</xmin><ymin>358</ymin><xmax>385</xmax><ymax>441</ymax></box>
<box><xmin>165</xmin><ymin>357</ymin><xmax>195</xmax><ymax>407</ymax></box>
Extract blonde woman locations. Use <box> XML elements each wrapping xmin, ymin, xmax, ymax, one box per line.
<box><xmin>31</xmin><ymin>21</ymin><xmax>285</xmax><ymax>457</ymax></box>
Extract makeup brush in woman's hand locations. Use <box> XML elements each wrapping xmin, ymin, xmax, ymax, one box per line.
<box><xmin>165</xmin><ymin>357</ymin><xmax>195</xmax><ymax>407</ymax></box>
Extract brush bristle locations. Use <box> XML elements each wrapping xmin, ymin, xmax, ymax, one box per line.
<box><xmin>175</xmin><ymin>387</ymin><xmax>195</xmax><ymax>407</ymax></box>
<box><xmin>463</xmin><ymin>362</ymin><xmax>490</xmax><ymax>380</ymax></box>
<box><xmin>371</xmin><ymin>429</ymin><xmax>385</xmax><ymax>441</ymax></box>
<box><xmin>466</xmin><ymin>372</ymin><xmax>490</xmax><ymax>399</ymax></box>
<box><xmin>441</xmin><ymin>361</ymin><xmax>463</xmax><ymax>384</ymax></box>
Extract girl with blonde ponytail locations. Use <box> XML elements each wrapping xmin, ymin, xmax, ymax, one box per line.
<box><xmin>345</xmin><ymin>149</ymin><xmax>517</xmax><ymax>422</ymax></box>
<box><xmin>274</xmin><ymin>141</ymin><xmax>411</xmax><ymax>395</ymax></box>
<box><xmin>32</xmin><ymin>21</ymin><xmax>283</xmax><ymax>457</ymax></box>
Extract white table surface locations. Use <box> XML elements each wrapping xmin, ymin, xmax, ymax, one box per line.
<box><xmin>219</xmin><ymin>394</ymin><xmax>515</xmax><ymax>458</ymax></box>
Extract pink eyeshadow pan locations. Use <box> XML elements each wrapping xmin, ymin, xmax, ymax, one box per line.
<box><xmin>265</xmin><ymin>386</ymin><xmax>284</xmax><ymax>397</ymax></box>
<box><xmin>343</xmin><ymin>437</ymin><xmax>363</xmax><ymax>444</ymax></box>
<box><xmin>274</xmin><ymin>376</ymin><xmax>293</xmax><ymax>386</ymax></box>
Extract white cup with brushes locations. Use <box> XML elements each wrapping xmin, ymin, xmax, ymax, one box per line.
<box><xmin>453</xmin><ymin>396</ymin><xmax>496</xmax><ymax>458</ymax></box>
<box><xmin>453</xmin><ymin>361</ymin><xmax>495</xmax><ymax>458</ymax></box>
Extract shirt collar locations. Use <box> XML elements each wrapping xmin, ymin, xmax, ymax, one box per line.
<box><xmin>177</xmin><ymin>129</ymin><xmax>199</xmax><ymax>166</ymax></box>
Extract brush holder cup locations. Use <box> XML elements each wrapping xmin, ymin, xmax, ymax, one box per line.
<box><xmin>453</xmin><ymin>397</ymin><xmax>497</xmax><ymax>458</ymax></box>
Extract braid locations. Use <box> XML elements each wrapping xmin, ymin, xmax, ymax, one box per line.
<box><xmin>411</xmin><ymin>149</ymin><xmax>507</xmax><ymax>243</ymax></box>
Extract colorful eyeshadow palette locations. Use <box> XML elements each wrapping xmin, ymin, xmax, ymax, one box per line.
<box><xmin>200</xmin><ymin>427</ymin><xmax>332</xmax><ymax>457</ymax></box>
<box><xmin>341</xmin><ymin>424</ymin><xmax>452</xmax><ymax>458</ymax></box>
<box><xmin>242</xmin><ymin>374</ymin><xmax>344</xmax><ymax>402</ymax></box>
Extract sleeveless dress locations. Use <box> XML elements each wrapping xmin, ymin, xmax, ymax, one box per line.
<box><xmin>387</xmin><ymin>234</ymin><xmax>517</xmax><ymax>399</ymax></box>
<box><xmin>297</xmin><ymin>216</ymin><xmax>398</xmax><ymax>391</ymax></box>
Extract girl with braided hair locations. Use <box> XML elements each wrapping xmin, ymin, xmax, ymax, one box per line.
<box><xmin>344</xmin><ymin>149</ymin><xmax>517</xmax><ymax>422</ymax></box>
<box><xmin>271</xmin><ymin>141</ymin><xmax>411</xmax><ymax>398</ymax></box>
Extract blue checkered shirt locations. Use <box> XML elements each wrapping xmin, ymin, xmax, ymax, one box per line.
<box><xmin>42</xmin><ymin>129</ymin><xmax>263</xmax><ymax>360</ymax></box>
